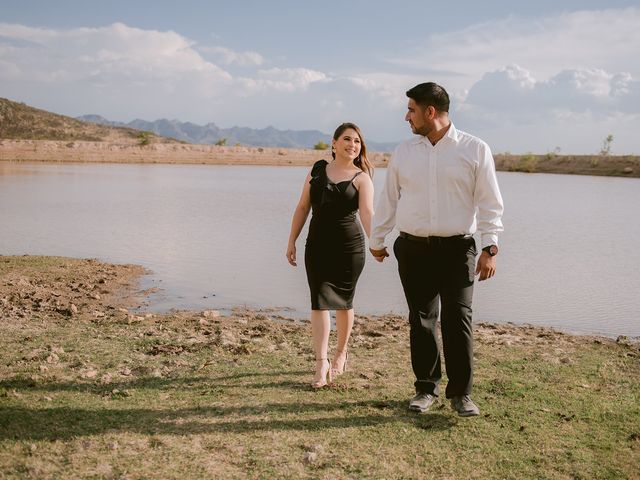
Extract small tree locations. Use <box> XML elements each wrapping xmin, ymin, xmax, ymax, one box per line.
<box><xmin>599</xmin><ymin>134</ymin><xmax>613</xmax><ymax>156</ymax></box>
<box><xmin>138</xmin><ymin>131</ymin><xmax>152</xmax><ymax>146</ymax></box>
<box><xmin>314</xmin><ymin>141</ymin><xmax>329</xmax><ymax>150</ymax></box>
<box><xmin>215</xmin><ymin>138</ymin><xmax>227</xmax><ymax>146</ymax></box>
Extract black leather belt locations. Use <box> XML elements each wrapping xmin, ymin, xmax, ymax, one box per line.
<box><xmin>399</xmin><ymin>232</ymin><xmax>470</xmax><ymax>243</ymax></box>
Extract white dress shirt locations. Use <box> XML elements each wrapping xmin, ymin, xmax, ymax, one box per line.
<box><xmin>370</xmin><ymin>122</ymin><xmax>504</xmax><ymax>250</ymax></box>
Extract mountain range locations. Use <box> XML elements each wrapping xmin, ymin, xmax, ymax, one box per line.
<box><xmin>77</xmin><ymin>115</ymin><xmax>397</xmax><ymax>152</ymax></box>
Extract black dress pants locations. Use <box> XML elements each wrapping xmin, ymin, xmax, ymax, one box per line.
<box><xmin>393</xmin><ymin>233</ymin><xmax>476</xmax><ymax>398</ymax></box>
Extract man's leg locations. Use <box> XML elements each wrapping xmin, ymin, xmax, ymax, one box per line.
<box><xmin>440</xmin><ymin>236</ymin><xmax>476</xmax><ymax>399</ymax></box>
<box><xmin>394</xmin><ymin>236</ymin><xmax>441</xmax><ymax>397</ymax></box>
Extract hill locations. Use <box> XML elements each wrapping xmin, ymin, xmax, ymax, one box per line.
<box><xmin>0</xmin><ymin>98</ymin><xmax>177</xmax><ymax>145</ymax></box>
<box><xmin>77</xmin><ymin>115</ymin><xmax>398</xmax><ymax>151</ymax></box>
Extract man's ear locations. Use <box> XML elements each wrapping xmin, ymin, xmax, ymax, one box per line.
<box><xmin>426</xmin><ymin>105</ymin><xmax>436</xmax><ymax>119</ymax></box>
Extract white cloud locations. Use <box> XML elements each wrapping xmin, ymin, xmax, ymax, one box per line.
<box><xmin>1</xmin><ymin>12</ymin><xmax>639</xmax><ymax>153</ymax></box>
<box><xmin>0</xmin><ymin>22</ymin><xmax>232</xmax><ymax>87</ymax></box>
<box><xmin>464</xmin><ymin>64</ymin><xmax>640</xmax><ymax>114</ymax></box>
<box><xmin>388</xmin><ymin>8</ymin><xmax>640</xmax><ymax>92</ymax></box>
<box><xmin>345</xmin><ymin>73</ymin><xmax>422</xmax><ymax>104</ymax></box>
<box><xmin>456</xmin><ymin>64</ymin><xmax>640</xmax><ymax>154</ymax></box>
<box><xmin>199</xmin><ymin>46</ymin><xmax>264</xmax><ymax>66</ymax></box>
<box><xmin>238</xmin><ymin>67</ymin><xmax>328</xmax><ymax>93</ymax></box>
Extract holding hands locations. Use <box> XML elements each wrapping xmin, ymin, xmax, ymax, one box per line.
<box><xmin>369</xmin><ymin>247</ymin><xmax>389</xmax><ymax>263</ymax></box>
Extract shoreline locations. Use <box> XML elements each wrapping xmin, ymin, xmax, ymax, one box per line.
<box><xmin>1</xmin><ymin>139</ymin><xmax>639</xmax><ymax>177</ymax></box>
<box><xmin>2</xmin><ymin>255</ymin><xmax>637</xmax><ymax>343</ymax></box>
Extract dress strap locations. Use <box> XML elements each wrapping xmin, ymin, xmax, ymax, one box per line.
<box><xmin>350</xmin><ymin>170</ymin><xmax>364</xmax><ymax>182</ymax></box>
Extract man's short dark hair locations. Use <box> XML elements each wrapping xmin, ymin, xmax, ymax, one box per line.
<box><xmin>406</xmin><ymin>82</ymin><xmax>450</xmax><ymax>113</ymax></box>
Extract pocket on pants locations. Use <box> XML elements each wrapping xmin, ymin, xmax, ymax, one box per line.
<box><xmin>465</xmin><ymin>237</ymin><xmax>477</xmax><ymax>283</ymax></box>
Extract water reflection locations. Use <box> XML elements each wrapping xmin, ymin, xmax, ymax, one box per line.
<box><xmin>1</xmin><ymin>162</ymin><xmax>639</xmax><ymax>337</ymax></box>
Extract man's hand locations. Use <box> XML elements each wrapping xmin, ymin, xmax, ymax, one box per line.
<box><xmin>475</xmin><ymin>251</ymin><xmax>496</xmax><ymax>281</ymax></box>
<box><xmin>369</xmin><ymin>247</ymin><xmax>389</xmax><ymax>263</ymax></box>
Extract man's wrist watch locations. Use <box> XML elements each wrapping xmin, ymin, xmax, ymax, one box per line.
<box><xmin>482</xmin><ymin>245</ymin><xmax>498</xmax><ymax>257</ymax></box>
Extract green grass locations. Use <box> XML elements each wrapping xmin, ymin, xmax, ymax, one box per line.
<box><xmin>1</xmin><ymin>257</ymin><xmax>639</xmax><ymax>479</ymax></box>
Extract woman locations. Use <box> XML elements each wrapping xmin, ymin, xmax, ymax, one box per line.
<box><xmin>287</xmin><ymin>122</ymin><xmax>374</xmax><ymax>388</ymax></box>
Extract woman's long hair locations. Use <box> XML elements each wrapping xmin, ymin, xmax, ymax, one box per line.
<box><xmin>331</xmin><ymin>122</ymin><xmax>374</xmax><ymax>177</ymax></box>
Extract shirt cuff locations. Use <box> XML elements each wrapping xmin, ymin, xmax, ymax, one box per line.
<box><xmin>481</xmin><ymin>234</ymin><xmax>499</xmax><ymax>250</ymax></box>
<box><xmin>369</xmin><ymin>239</ymin><xmax>386</xmax><ymax>250</ymax></box>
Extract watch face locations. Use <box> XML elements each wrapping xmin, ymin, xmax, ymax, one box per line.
<box><xmin>489</xmin><ymin>245</ymin><xmax>498</xmax><ymax>256</ymax></box>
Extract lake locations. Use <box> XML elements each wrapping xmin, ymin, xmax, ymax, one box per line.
<box><xmin>1</xmin><ymin>162</ymin><xmax>639</xmax><ymax>337</ymax></box>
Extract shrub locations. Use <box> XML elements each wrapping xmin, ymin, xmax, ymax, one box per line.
<box><xmin>215</xmin><ymin>138</ymin><xmax>227</xmax><ymax>146</ymax></box>
<box><xmin>314</xmin><ymin>141</ymin><xmax>329</xmax><ymax>150</ymax></box>
<box><xmin>519</xmin><ymin>154</ymin><xmax>538</xmax><ymax>173</ymax></box>
<box><xmin>138</xmin><ymin>131</ymin><xmax>152</xmax><ymax>146</ymax></box>
<box><xmin>599</xmin><ymin>134</ymin><xmax>613</xmax><ymax>156</ymax></box>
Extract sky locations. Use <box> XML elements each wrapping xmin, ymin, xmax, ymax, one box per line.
<box><xmin>1</xmin><ymin>0</ymin><xmax>640</xmax><ymax>154</ymax></box>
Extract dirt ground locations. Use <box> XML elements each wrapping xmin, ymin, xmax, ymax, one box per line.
<box><xmin>0</xmin><ymin>140</ymin><xmax>391</xmax><ymax>167</ymax></box>
<box><xmin>2</xmin><ymin>140</ymin><xmax>639</xmax><ymax>177</ymax></box>
<box><xmin>2</xmin><ymin>255</ymin><xmax>637</xmax><ymax>352</ymax></box>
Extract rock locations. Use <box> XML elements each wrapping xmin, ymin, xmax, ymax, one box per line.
<box><xmin>120</xmin><ymin>367</ymin><xmax>132</xmax><ymax>376</ymax></box>
<box><xmin>616</xmin><ymin>335</ymin><xmax>632</xmax><ymax>346</ymax></box>
<box><xmin>309</xmin><ymin>444</ymin><xmax>324</xmax><ymax>454</ymax></box>
<box><xmin>302</xmin><ymin>451</ymin><xmax>318</xmax><ymax>464</ymax></box>
<box><xmin>46</xmin><ymin>353</ymin><xmax>59</xmax><ymax>364</ymax></box>
<box><xmin>202</xmin><ymin>310</ymin><xmax>220</xmax><ymax>318</ymax></box>
<box><xmin>623</xmin><ymin>167</ymin><xmax>633</xmax><ymax>174</ymax></box>
<box><xmin>25</xmin><ymin>349</ymin><xmax>45</xmax><ymax>361</ymax></box>
<box><xmin>8</xmin><ymin>389</ymin><xmax>22</xmax><ymax>398</ymax></box>
<box><xmin>81</xmin><ymin>368</ymin><xmax>98</xmax><ymax>379</ymax></box>
<box><xmin>95</xmin><ymin>464</ymin><xmax>113</xmax><ymax>478</ymax></box>
<box><xmin>70</xmin><ymin>303</ymin><xmax>78</xmax><ymax>314</ymax></box>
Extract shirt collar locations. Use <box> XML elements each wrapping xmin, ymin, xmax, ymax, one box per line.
<box><xmin>411</xmin><ymin>122</ymin><xmax>459</xmax><ymax>145</ymax></box>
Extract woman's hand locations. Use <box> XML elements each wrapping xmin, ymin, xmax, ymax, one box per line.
<box><xmin>286</xmin><ymin>242</ymin><xmax>297</xmax><ymax>266</ymax></box>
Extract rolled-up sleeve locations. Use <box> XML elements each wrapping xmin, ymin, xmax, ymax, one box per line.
<box><xmin>474</xmin><ymin>143</ymin><xmax>504</xmax><ymax>248</ymax></box>
<box><xmin>370</xmin><ymin>153</ymin><xmax>400</xmax><ymax>250</ymax></box>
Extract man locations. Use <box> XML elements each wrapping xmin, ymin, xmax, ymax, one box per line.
<box><xmin>370</xmin><ymin>82</ymin><xmax>504</xmax><ymax>417</ymax></box>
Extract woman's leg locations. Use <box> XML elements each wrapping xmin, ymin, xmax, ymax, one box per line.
<box><xmin>332</xmin><ymin>308</ymin><xmax>354</xmax><ymax>374</ymax></box>
<box><xmin>311</xmin><ymin>309</ymin><xmax>331</xmax><ymax>386</ymax></box>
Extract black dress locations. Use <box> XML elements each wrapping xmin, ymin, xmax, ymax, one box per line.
<box><xmin>305</xmin><ymin>160</ymin><xmax>366</xmax><ymax>310</ymax></box>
